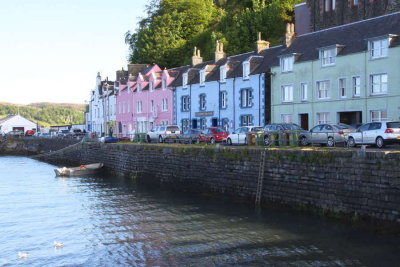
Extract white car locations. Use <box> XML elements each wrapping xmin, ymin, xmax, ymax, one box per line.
<box><xmin>347</xmin><ymin>121</ymin><xmax>400</xmax><ymax>148</ymax></box>
<box><xmin>146</xmin><ymin>125</ymin><xmax>181</xmax><ymax>143</ymax></box>
<box><xmin>226</xmin><ymin>126</ymin><xmax>263</xmax><ymax>145</ymax></box>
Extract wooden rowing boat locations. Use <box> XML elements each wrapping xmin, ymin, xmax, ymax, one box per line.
<box><xmin>54</xmin><ymin>163</ymin><xmax>104</xmax><ymax>177</ymax></box>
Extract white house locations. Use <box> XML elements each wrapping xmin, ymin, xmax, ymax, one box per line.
<box><xmin>0</xmin><ymin>115</ymin><xmax>37</xmax><ymax>134</ymax></box>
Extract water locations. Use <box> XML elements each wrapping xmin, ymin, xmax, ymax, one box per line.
<box><xmin>0</xmin><ymin>157</ymin><xmax>399</xmax><ymax>267</ymax></box>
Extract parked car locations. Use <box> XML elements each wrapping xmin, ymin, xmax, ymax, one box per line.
<box><xmin>227</xmin><ymin>126</ymin><xmax>263</xmax><ymax>145</ymax></box>
<box><xmin>347</xmin><ymin>121</ymin><xmax>400</xmax><ymax>148</ymax></box>
<box><xmin>198</xmin><ymin>127</ymin><xmax>229</xmax><ymax>144</ymax></box>
<box><xmin>57</xmin><ymin>129</ymin><xmax>71</xmax><ymax>138</ymax></box>
<box><xmin>303</xmin><ymin>123</ymin><xmax>355</xmax><ymax>147</ymax></box>
<box><xmin>178</xmin><ymin>129</ymin><xmax>202</xmax><ymax>144</ymax></box>
<box><xmin>25</xmin><ymin>130</ymin><xmax>35</xmax><ymax>136</ymax></box>
<box><xmin>146</xmin><ymin>125</ymin><xmax>181</xmax><ymax>143</ymax></box>
<box><xmin>263</xmin><ymin>123</ymin><xmax>308</xmax><ymax>146</ymax></box>
<box><xmin>7</xmin><ymin>130</ymin><xmax>24</xmax><ymax>137</ymax></box>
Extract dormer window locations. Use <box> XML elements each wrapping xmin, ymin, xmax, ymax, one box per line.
<box><xmin>280</xmin><ymin>56</ymin><xmax>294</xmax><ymax>72</ymax></box>
<box><xmin>162</xmin><ymin>78</ymin><xmax>166</xmax><ymax>90</ymax></box>
<box><xmin>149</xmin><ymin>81</ymin><xmax>153</xmax><ymax>92</ymax></box>
<box><xmin>243</xmin><ymin>61</ymin><xmax>250</xmax><ymax>79</ymax></box>
<box><xmin>137</xmin><ymin>83</ymin><xmax>141</xmax><ymax>92</ymax></box>
<box><xmin>320</xmin><ymin>47</ymin><xmax>337</xmax><ymax>67</ymax></box>
<box><xmin>200</xmin><ymin>69</ymin><xmax>205</xmax><ymax>86</ymax></box>
<box><xmin>220</xmin><ymin>65</ymin><xmax>227</xmax><ymax>83</ymax></box>
<box><xmin>369</xmin><ymin>38</ymin><xmax>389</xmax><ymax>59</ymax></box>
<box><xmin>183</xmin><ymin>73</ymin><xmax>188</xmax><ymax>88</ymax></box>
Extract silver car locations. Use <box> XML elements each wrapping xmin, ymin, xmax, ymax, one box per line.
<box><xmin>347</xmin><ymin>121</ymin><xmax>400</xmax><ymax>148</ymax></box>
<box><xmin>146</xmin><ymin>125</ymin><xmax>181</xmax><ymax>143</ymax></box>
<box><xmin>304</xmin><ymin>124</ymin><xmax>355</xmax><ymax>147</ymax></box>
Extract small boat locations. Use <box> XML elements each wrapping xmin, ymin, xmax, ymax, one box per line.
<box><xmin>54</xmin><ymin>163</ymin><xmax>104</xmax><ymax>177</ymax></box>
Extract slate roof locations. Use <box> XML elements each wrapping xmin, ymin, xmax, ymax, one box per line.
<box><xmin>0</xmin><ymin>115</ymin><xmax>15</xmax><ymax>124</ymax></box>
<box><xmin>278</xmin><ymin>11</ymin><xmax>400</xmax><ymax>63</ymax></box>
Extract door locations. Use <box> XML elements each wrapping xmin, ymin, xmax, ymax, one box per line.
<box><xmin>309</xmin><ymin>125</ymin><xmax>323</xmax><ymax>144</ymax></box>
<box><xmin>364</xmin><ymin>122</ymin><xmax>381</xmax><ymax>144</ymax></box>
<box><xmin>192</xmin><ymin>119</ymin><xmax>198</xmax><ymax>129</ymax></box>
<box><xmin>232</xmin><ymin>128</ymin><xmax>241</xmax><ymax>144</ymax></box>
<box><xmin>212</xmin><ymin>118</ymin><xmax>218</xmax><ymax>127</ymax></box>
<box><xmin>299</xmin><ymin>114</ymin><xmax>309</xmax><ymax>130</ymax></box>
<box><xmin>354</xmin><ymin>123</ymin><xmax>369</xmax><ymax>144</ymax></box>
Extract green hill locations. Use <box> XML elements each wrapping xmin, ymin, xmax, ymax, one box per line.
<box><xmin>125</xmin><ymin>0</ymin><xmax>302</xmax><ymax>68</ymax></box>
<box><xmin>0</xmin><ymin>102</ymin><xmax>86</xmax><ymax>128</ymax></box>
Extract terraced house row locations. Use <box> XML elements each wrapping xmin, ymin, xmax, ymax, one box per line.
<box><xmin>86</xmin><ymin>1</ymin><xmax>400</xmax><ymax>136</ymax></box>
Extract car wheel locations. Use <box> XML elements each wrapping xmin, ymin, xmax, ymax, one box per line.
<box><xmin>227</xmin><ymin>138</ymin><xmax>232</xmax><ymax>145</ymax></box>
<box><xmin>159</xmin><ymin>136</ymin><xmax>163</xmax><ymax>143</ymax></box>
<box><xmin>327</xmin><ymin>137</ymin><xmax>335</xmax><ymax>147</ymax></box>
<box><xmin>347</xmin><ymin>137</ymin><xmax>356</xmax><ymax>148</ymax></box>
<box><xmin>210</xmin><ymin>137</ymin><xmax>215</xmax><ymax>144</ymax></box>
<box><xmin>264</xmin><ymin>135</ymin><xmax>271</xmax><ymax>146</ymax></box>
<box><xmin>300</xmin><ymin>136</ymin><xmax>308</xmax><ymax>146</ymax></box>
<box><xmin>375</xmin><ymin>136</ymin><xmax>385</xmax><ymax>148</ymax></box>
<box><xmin>147</xmin><ymin>135</ymin><xmax>151</xmax><ymax>143</ymax></box>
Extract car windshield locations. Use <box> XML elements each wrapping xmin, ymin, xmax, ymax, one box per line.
<box><xmin>336</xmin><ymin>124</ymin><xmax>353</xmax><ymax>129</ymax></box>
<box><xmin>387</xmin><ymin>122</ymin><xmax>400</xmax><ymax>128</ymax></box>
<box><xmin>251</xmin><ymin>127</ymin><xmax>263</xmax><ymax>131</ymax></box>
<box><xmin>167</xmin><ymin>126</ymin><xmax>179</xmax><ymax>131</ymax></box>
<box><xmin>214</xmin><ymin>128</ymin><xmax>226</xmax><ymax>133</ymax></box>
<box><xmin>282</xmin><ymin>124</ymin><xmax>301</xmax><ymax>130</ymax></box>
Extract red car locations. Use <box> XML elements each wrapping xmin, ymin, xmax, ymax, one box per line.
<box><xmin>25</xmin><ymin>130</ymin><xmax>35</xmax><ymax>136</ymax></box>
<box><xmin>199</xmin><ymin>127</ymin><xmax>229</xmax><ymax>144</ymax></box>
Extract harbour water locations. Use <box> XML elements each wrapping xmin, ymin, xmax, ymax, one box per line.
<box><xmin>0</xmin><ymin>156</ymin><xmax>399</xmax><ymax>267</ymax></box>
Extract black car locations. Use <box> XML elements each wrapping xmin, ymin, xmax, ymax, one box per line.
<box><xmin>263</xmin><ymin>123</ymin><xmax>308</xmax><ymax>146</ymax></box>
<box><xmin>178</xmin><ymin>129</ymin><xmax>202</xmax><ymax>144</ymax></box>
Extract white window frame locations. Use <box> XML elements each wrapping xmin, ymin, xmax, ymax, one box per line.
<box><xmin>352</xmin><ymin>76</ymin><xmax>361</xmax><ymax>97</ymax></box>
<box><xmin>370</xmin><ymin>110</ymin><xmax>387</xmax><ymax>122</ymax></box>
<box><xmin>200</xmin><ymin>70</ymin><xmax>205</xmax><ymax>86</ymax></box>
<box><xmin>241</xmin><ymin>115</ymin><xmax>253</xmax><ymax>126</ymax></box>
<box><xmin>149</xmin><ymin>81</ymin><xmax>154</xmax><ymax>92</ymax></box>
<box><xmin>137</xmin><ymin>83</ymin><xmax>141</xmax><ymax>93</ymax></box>
<box><xmin>241</xmin><ymin>89</ymin><xmax>252</xmax><ymax>107</ymax></box>
<box><xmin>182</xmin><ymin>73</ymin><xmax>188</xmax><ymax>88</ymax></box>
<box><xmin>162</xmin><ymin>98</ymin><xmax>168</xmax><ymax>112</ymax></box>
<box><xmin>281</xmin><ymin>114</ymin><xmax>293</xmax><ymax>123</ymax></box>
<box><xmin>301</xmin><ymin>82</ymin><xmax>308</xmax><ymax>101</ymax></box>
<box><xmin>199</xmin><ymin>94</ymin><xmax>206</xmax><ymax>110</ymax></box>
<box><xmin>127</xmin><ymin>102</ymin><xmax>130</xmax><ymax>113</ymax></box>
<box><xmin>182</xmin><ymin>119</ymin><xmax>190</xmax><ymax>131</ymax></box>
<box><xmin>316</xmin><ymin>112</ymin><xmax>330</xmax><ymax>124</ymax></box>
<box><xmin>281</xmin><ymin>84</ymin><xmax>293</xmax><ymax>103</ymax></box>
<box><xmin>339</xmin><ymin>78</ymin><xmax>347</xmax><ymax>98</ymax></box>
<box><xmin>150</xmin><ymin>100</ymin><xmax>154</xmax><ymax>112</ymax></box>
<box><xmin>320</xmin><ymin>48</ymin><xmax>336</xmax><ymax>67</ymax></box>
<box><xmin>243</xmin><ymin>61</ymin><xmax>250</xmax><ymax>79</ymax></box>
<box><xmin>316</xmin><ymin>80</ymin><xmax>330</xmax><ymax>100</ymax></box>
<box><xmin>162</xmin><ymin>78</ymin><xmax>166</xmax><ymax>90</ymax></box>
<box><xmin>220</xmin><ymin>65</ymin><xmax>227</xmax><ymax>82</ymax></box>
<box><xmin>369</xmin><ymin>38</ymin><xmax>389</xmax><ymax>59</ymax></box>
<box><xmin>200</xmin><ymin>119</ymin><xmax>207</xmax><ymax>130</ymax></box>
<box><xmin>370</xmin><ymin>73</ymin><xmax>388</xmax><ymax>95</ymax></box>
<box><xmin>182</xmin><ymin>96</ymin><xmax>190</xmax><ymax>111</ymax></box>
<box><xmin>280</xmin><ymin>56</ymin><xmax>294</xmax><ymax>72</ymax></box>
<box><xmin>220</xmin><ymin>91</ymin><xmax>227</xmax><ymax>109</ymax></box>
<box><xmin>137</xmin><ymin>101</ymin><xmax>142</xmax><ymax>114</ymax></box>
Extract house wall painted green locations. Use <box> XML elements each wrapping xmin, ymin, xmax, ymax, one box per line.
<box><xmin>271</xmin><ymin>46</ymin><xmax>400</xmax><ymax>129</ymax></box>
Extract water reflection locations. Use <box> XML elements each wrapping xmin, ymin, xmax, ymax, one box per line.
<box><xmin>0</xmin><ymin>156</ymin><xmax>399</xmax><ymax>267</ymax></box>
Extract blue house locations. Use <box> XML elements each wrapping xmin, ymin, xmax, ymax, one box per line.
<box><xmin>173</xmin><ymin>37</ymin><xmax>280</xmax><ymax>132</ymax></box>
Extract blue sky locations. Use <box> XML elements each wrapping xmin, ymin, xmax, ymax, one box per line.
<box><xmin>0</xmin><ymin>0</ymin><xmax>147</xmax><ymax>105</ymax></box>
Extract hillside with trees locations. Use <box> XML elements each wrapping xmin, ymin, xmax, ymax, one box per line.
<box><xmin>125</xmin><ymin>0</ymin><xmax>302</xmax><ymax>68</ymax></box>
<box><xmin>0</xmin><ymin>102</ymin><xmax>86</xmax><ymax>128</ymax></box>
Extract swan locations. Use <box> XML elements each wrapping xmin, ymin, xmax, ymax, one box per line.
<box><xmin>54</xmin><ymin>241</ymin><xmax>64</xmax><ymax>248</ymax></box>
<box><xmin>18</xmin><ymin>252</ymin><xmax>28</xmax><ymax>258</ymax></box>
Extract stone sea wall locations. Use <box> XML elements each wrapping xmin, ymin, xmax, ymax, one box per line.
<box><xmin>35</xmin><ymin>143</ymin><xmax>400</xmax><ymax>226</ymax></box>
<box><xmin>0</xmin><ymin>138</ymin><xmax>80</xmax><ymax>155</ymax></box>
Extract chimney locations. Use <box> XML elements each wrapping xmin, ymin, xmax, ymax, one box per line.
<box><xmin>255</xmin><ymin>32</ymin><xmax>270</xmax><ymax>54</ymax></box>
<box><xmin>191</xmin><ymin>46</ymin><xmax>203</xmax><ymax>66</ymax></box>
<box><xmin>285</xmin><ymin>23</ymin><xmax>296</xmax><ymax>47</ymax></box>
<box><xmin>214</xmin><ymin>41</ymin><xmax>226</xmax><ymax>62</ymax></box>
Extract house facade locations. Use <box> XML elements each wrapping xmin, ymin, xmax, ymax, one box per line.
<box><xmin>271</xmin><ymin>12</ymin><xmax>400</xmax><ymax>130</ymax></box>
<box><xmin>0</xmin><ymin>115</ymin><xmax>37</xmax><ymax>134</ymax></box>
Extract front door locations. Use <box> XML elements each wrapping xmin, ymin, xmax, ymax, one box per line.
<box><xmin>212</xmin><ymin>118</ymin><xmax>218</xmax><ymax>127</ymax></box>
<box><xmin>299</xmin><ymin>114</ymin><xmax>309</xmax><ymax>130</ymax></box>
<box><xmin>192</xmin><ymin>119</ymin><xmax>198</xmax><ymax>129</ymax></box>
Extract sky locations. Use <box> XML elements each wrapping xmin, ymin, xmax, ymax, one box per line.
<box><xmin>0</xmin><ymin>0</ymin><xmax>148</xmax><ymax>105</ymax></box>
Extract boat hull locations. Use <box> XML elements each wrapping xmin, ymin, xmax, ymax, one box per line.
<box><xmin>54</xmin><ymin>163</ymin><xmax>104</xmax><ymax>177</ymax></box>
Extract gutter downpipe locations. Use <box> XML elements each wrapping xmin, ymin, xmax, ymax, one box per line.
<box><xmin>218</xmin><ymin>80</ymin><xmax>221</xmax><ymax>125</ymax></box>
<box><xmin>233</xmin><ymin>76</ymin><xmax>236</xmax><ymax>129</ymax></box>
<box><xmin>259</xmin><ymin>73</ymin><xmax>261</xmax><ymax>126</ymax></box>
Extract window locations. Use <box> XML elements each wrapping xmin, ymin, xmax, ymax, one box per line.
<box><xmin>127</xmin><ymin>102</ymin><xmax>130</xmax><ymax>113</ymax></box>
<box><xmin>220</xmin><ymin>91</ymin><xmax>227</xmax><ymax>109</ymax></box>
<box><xmin>200</xmin><ymin>70</ymin><xmax>205</xmax><ymax>85</ymax></box>
<box><xmin>183</xmin><ymin>73</ymin><xmax>188</xmax><ymax>88</ymax></box>
<box><xmin>182</xmin><ymin>96</ymin><xmax>190</xmax><ymax>111</ymax></box>
<box><xmin>324</xmin><ymin>0</ymin><xmax>336</xmax><ymax>11</ymax></box>
<box><xmin>317</xmin><ymin>112</ymin><xmax>330</xmax><ymax>124</ymax></box>
<box><xmin>137</xmin><ymin>83</ymin><xmax>141</xmax><ymax>92</ymax></box>
<box><xmin>199</xmin><ymin>94</ymin><xmax>206</xmax><ymax>110</ymax></box>
<box><xmin>161</xmin><ymin>120</ymin><xmax>168</xmax><ymax>125</ymax></box>
<box><xmin>162</xmin><ymin>78</ymin><xmax>166</xmax><ymax>90</ymax></box>
<box><xmin>281</xmin><ymin>56</ymin><xmax>294</xmax><ymax>72</ymax></box>
<box><xmin>182</xmin><ymin>119</ymin><xmax>190</xmax><ymax>131</ymax></box>
<box><xmin>240</xmin><ymin>89</ymin><xmax>252</xmax><ymax>108</ymax></box>
<box><xmin>281</xmin><ymin>114</ymin><xmax>293</xmax><ymax>123</ymax></box>
<box><xmin>320</xmin><ymin>48</ymin><xmax>336</xmax><ymax>66</ymax></box>
<box><xmin>150</xmin><ymin>100</ymin><xmax>154</xmax><ymax>112</ymax></box>
<box><xmin>316</xmin><ymin>80</ymin><xmax>330</xmax><ymax>99</ymax></box>
<box><xmin>200</xmin><ymin>119</ymin><xmax>207</xmax><ymax>130</ymax></box>
<box><xmin>241</xmin><ymin>115</ymin><xmax>253</xmax><ymax>126</ymax></box>
<box><xmin>352</xmin><ymin>0</ymin><xmax>359</xmax><ymax>6</ymax></box>
<box><xmin>162</xmin><ymin>98</ymin><xmax>168</xmax><ymax>111</ymax></box>
<box><xmin>149</xmin><ymin>81</ymin><xmax>153</xmax><ymax>92</ymax></box>
<box><xmin>136</xmin><ymin>101</ymin><xmax>142</xmax><ymax>114</ymax></box>
<box><xmin>301</xmin><ymin>83</ymin><xmax>308</xmax><ymax>101</ymax></box>
<box><xmin>220</xmin><ymin>65</ymin><xmax>227</xmax><ymax>82</ymax></box>
<box><xmin>371</xmin><ymin>110</ymin><xmax>387</xmax><ymax>122</ymax></box>
<box><xmin>222</xmin><ymin>118</ymin><xmax>229</xmax><ymax>132</ymax></box>
<box><xmin>122</xmin><ymin>102</ymin><xmax>125</xmax><ymax>113</ymax></box>
<box><xmin>370</xmin><ymin>73</ymin><xmax>388</xmax><ymax>95</ymax></box>
<box><xmin>339</xmin><ymin>78</ymin><xmax>346</xmax><ymax>98</ymax></box>
<box><xmin>352</xmin><ymin>76</ymin><xmax>361</xmax><ymax>97</ymax></box>
<box><xmin>243</xmin><ymin>61</ymin><xmax>250</xmax><ymax>79</ymax></box>
<box><xmin>281</xmin><ymin>85</ymin><xmax>293</xmax><ymax>102</ymax></box>
<box><xmin>370</xmin><ymin>39</ymin><xmax>388</xmax><ymax>59</ymax></box>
